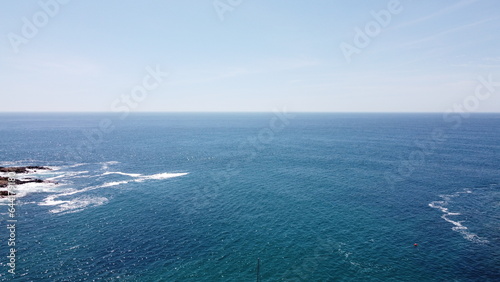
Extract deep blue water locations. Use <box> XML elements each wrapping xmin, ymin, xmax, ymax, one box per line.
<box><xmin>0</xmin><ymin>113</ymin><xmax>499</xmax><ymax>281</ymax></box>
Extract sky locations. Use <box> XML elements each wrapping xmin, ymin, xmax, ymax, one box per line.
<box><xmin>0</xmin><ymin>0</ymin><xmax>499</xmax><ymax>112</ymax></box>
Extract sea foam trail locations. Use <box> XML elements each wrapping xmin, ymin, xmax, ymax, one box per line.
<box><xmin>67</xmin><ymin>163</ymin><xmax>88</xmax><ymax>168</ymax></box>
<box><xmin>45</xmin><ymin>171</ymin><xmax>89</xmax><ymax>180</ymax></box>
<box><xmin>136</xmin><ymin>172</ymin><xmax>189</xmax><ymax>181</ymax></box>
<box><xmin>101</xmin><ymin>171</ymin><xmax>189</xmax><ymax>182</ymax></box>
<box><xmin>102</xmin><ymin>171</ymin><xmax>142</xmax><ymax>177</ymax></box>
<box><xmin>429</xmin><ymin>190</ymin><xmax>489</xmax><ymax>244</ymax></box>
<box><xmin>40</xmin><ymin>171</ymin><xmax>188</xmax><ymax>213</ymax></box>
<box><xmin>48</xmin><ymin>196</ymin><xmax>109</xmax><ymax>214</ymax></box>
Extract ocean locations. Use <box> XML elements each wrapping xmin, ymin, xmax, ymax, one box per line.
<box><xmin>0</xmin><ymin>113</ymin><xmax>499</xmax><ymax>281</ymax></box>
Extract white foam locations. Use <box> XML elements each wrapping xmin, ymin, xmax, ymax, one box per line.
<box><xmin>100</xmin><ymin>180</ymin><xmax>130</xmax><ymax>187</ymax></box>
<box><xmin>41</xmin><ymin>185</ymin><xmax>101</xmax><ymax>205</ymax></box>
<box><xmin>14</xmin><ymin>181</ymin><xmax>59</xmax><ymax>193</ymax></box>
<box><xmin>69</xmin><ymin>245</ymin><xmax>80</xmax><ymax>250</ymax></box>
<box><xmin>101</xmin><ymin>171</ymin><xmax>188</xmax><ymax>181</ymax></box>
<box><xmin>0</xmin><ymin>169</ymin><xmax>60</xmax><ymax>177</ymax></box>
<box><xmin>67</xmin><ymin>163</ymin><xmax>87</xmax><ymax>168</ymax></box>
<box><xmin>45</xmin><ymin>166</ymin><xmax>62</xmax><ymax>171</ymax></box>
<box><xmin>48</xmin><ymin>196</ymin><xmax>109</xmax><ymax>214</ymax></box>
<box><xmin>101</xmin><ymin>161</ymin><xmax>119</xmax><ymax>170</ymax></box>
<box><xmin>46</xmin><ymin>175</ymin><xmax>66</xmax><ymax>180</ymax></box>
<box><xmin>0</xmin><ymin>161</ymin><xmax>19</xmax><ymax>166</ymax></box>
<box><xmin>442</xmin><ymin>214</ymin><xmax>466</xmax><ymax>229</ymax></box>
<box><xmin>135</xmin><ymin>172</ymin><xmax>188</xmax><ymax>182</ymax></box>
<box><xmin>0</xmin><ymin>181</ymin><xmax>61</xmax><ymax>205</ymax></box>
<box><xmin>0</xmin><ymin>170</ymin><xmax>89</xmax><ymax>200</ymax></box>
<box><xmin>102</xmin><ymin>171</ymin><xmax>142</xmax><ymax>177</ymax></box>
<box><xmin>39</xmin><ymin>171</ymin><xmax>188</xmax><ymax>212</ymax></box>
<box><xmin>44</xmin><ymin>171</ymin><xmax>89</xmax><ymax>181</ymax></box>
<box><xmin>429</xmin><ymin>189</ymin><xmax>489</xmax><ymax>244</ymax></box>
<box><xmin>1</xmin><ymin>161</ymin><xmax>189</xmax><ymax>213</ymax></box>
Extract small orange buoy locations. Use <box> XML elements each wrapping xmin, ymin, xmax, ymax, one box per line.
<box><xmin>414</xmin><ymin>243</ymin><xmax>418</xmax><ymax>247</ymax></box>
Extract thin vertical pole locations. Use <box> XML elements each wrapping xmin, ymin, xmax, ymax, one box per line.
<box><xmin>256</xmin><ymin>258</ymin><xmax>261</xmax><ymax>282</ymax></box>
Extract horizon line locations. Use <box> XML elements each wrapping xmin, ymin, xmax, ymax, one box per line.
<box><xmin>1</xmin><ymin>111</ymin><xmax>500</xmax><ymax>114</ymax></box>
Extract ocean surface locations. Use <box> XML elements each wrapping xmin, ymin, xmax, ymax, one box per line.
<box><xmin>0</xmin><ymin>113</ymin><xmax>499</xmax><ymax>281</ymax></box>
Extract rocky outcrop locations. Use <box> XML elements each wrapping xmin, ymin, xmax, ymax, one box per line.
<box><xmin>0</xmin><ymin>177</ymin><xmax>46</xmax><ymax>188</ymax></box>
<box><xmin>0</xmin><ymin>166</ymin><xmax>55</xmax><ymax>196</ymax></box>
<box><xmin>0</xmin><ymin>166</ymin><xmax>51</xmax><ymax>174</ymax></box>
<box><xmin>0</xmin><ymin>190</ymin><xmax>12</xmax><ymax>196</ymax></box>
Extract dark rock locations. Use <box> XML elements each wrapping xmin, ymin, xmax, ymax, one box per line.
<box><xmin>0</xmin><ymin>190</ymin><xmax>14</xmax><ymax>196</ymax></box>
<box><xmin>0</xmin><ymin>165</ymin><xmax>56</xmax><ymax>193</ymax></box>
<box><xmin>0</xmin><ymin>176</ymin><xmax>51</xmax><ymax>188</ymax></box>
<box><xmin>0</xmin><ymin>166</ymin><xmax>51</xmax><ymax>174</ymax></box>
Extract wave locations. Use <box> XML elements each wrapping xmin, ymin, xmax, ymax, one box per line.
<box><xmin>136</xmin><ymin>172</ymin><xmax>189</xmax><ymax>181</ymax></box>
<box><xmin>2</xmin><ymin>161</ymin><xmax>188</xmax><ymax>214</ymax></box>
<box><xmin>97</xmin><ymin>172</ymin><xmax>189</xmax><ymax>187</ymax></box>
<box><xmin>46</xmin><ymin>171</ymin><xmax>90</xmax><ymax>180</ymax></box>
<box><xmin>101</xmin><ymin>171</ymin><xmax>189</xmax><ymax>182</ymax></box>
<box><xmin>429</xmin><ymin>189</ymin><xmax>489</xmax><ymax>244</ymax></box>
<box><xmin>0</xmin><ymin>181</ymin><xmax>60</xmax><ymax>203</ymax></box>
<box><xmin>40</xmin><ymin>170</ymin><xmax>188</xmax><ymax>214</ymax></box>
<box><xmin>46</xmin><ymin>196</ymin><xmax>109</xmax><ymax>214</ymax></box>
<box><xmin>102</xmin><ymin>171</ymin><xmax>142</xmax><ymax>177</ymax></box>
<box><xmin>100</xmin><ymin>180</ymin><xmax>130</xmax><ymax>187</ymax></box>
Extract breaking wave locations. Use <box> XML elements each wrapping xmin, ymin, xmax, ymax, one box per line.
<box><xmin>1</xmin><ymin>161</ymin><xmax>188</xmax><ymax>214</ymax></box>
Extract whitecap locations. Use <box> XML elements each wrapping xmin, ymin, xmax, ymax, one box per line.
<box><xmin>100</xmin><ymin>180</ymin><xmax>131</xmax><ymax>187</ymax></box>
<box><xmin>135</xmin><ymin>172</ymin><xmax>189</xmax><ymax>182</ymax></box>
<box><xmin>102</xmin><ymin>171</ymin><xmax>142</xmax><ymax>177</ymax></box>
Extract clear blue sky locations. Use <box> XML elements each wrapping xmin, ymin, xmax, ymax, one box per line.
<box><xmin>1</xmin><ymin>0</ymin><xmax>499</xmax><ymax>112</ymax></box>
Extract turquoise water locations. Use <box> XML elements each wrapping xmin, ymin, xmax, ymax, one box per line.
<box><xmin>0</xmin><ymin>113</ymin><xmax>499</xmax><ymax>281</ymax></box>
